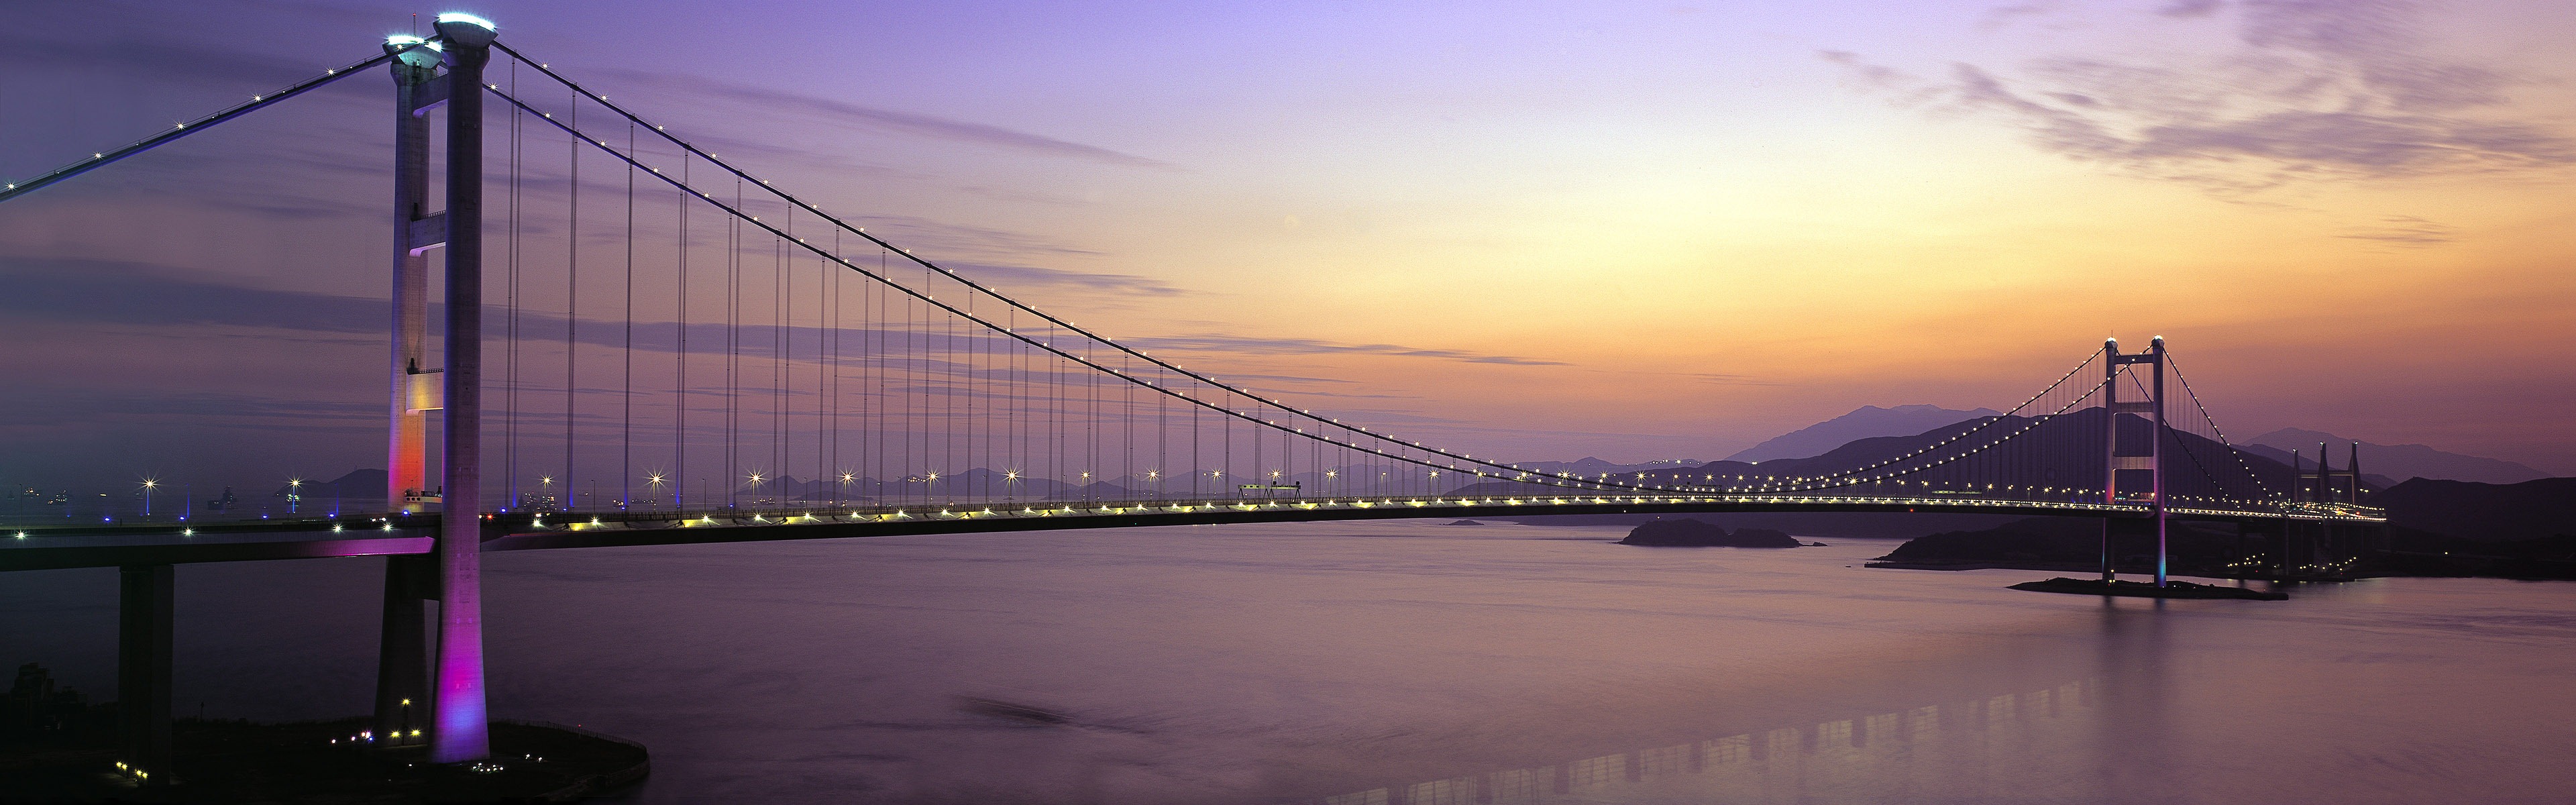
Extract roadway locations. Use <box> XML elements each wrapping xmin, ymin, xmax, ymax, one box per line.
<box><xmin>0</xmin><ymin>493</ymin><xmax>2385</xmax><ymax>572</ymax></box>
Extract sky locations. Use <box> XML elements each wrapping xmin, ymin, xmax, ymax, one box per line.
<box><xmin>3</xmin><ymin>0</ymin><xmax>2573</xmax><ymax>495</ymax></box>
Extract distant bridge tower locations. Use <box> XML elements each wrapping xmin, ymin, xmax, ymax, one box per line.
<box><xmin>2100</xmin><ymin>337</ymin><xmax>2170</xmax><ymax>586</ymax></box>
<box><xmin>2300</xmin><ymin>441</ymin><xmax>2363</xmax><ymax>505</ymax></box>
<box><xmin>2288</xmin><ymin>441</ymin><xmax>2371</xmax><ymax>574</ymax></box>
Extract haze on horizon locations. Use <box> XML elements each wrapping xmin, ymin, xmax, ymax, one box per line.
<box><xmin>3</xmin><ymin>0</ymin><xmax>2571</xmax><ymax>492</ymax></box>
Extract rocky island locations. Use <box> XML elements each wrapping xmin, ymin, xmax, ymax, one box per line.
<box><xmin>1617</xmin><ymin>519</ymin><xmax>1805</xmax><ymax>547</ymax></box>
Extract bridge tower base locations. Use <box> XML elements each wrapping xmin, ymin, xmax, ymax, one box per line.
<box><xmin>372</xmin><ymin>553</ymin><xmax>435</xmax><ymax>747</ymax></box>
<box><xmin>117</xmin><ymin>564</ymin><xmax>174</xmax><ymax>785</ymax></box>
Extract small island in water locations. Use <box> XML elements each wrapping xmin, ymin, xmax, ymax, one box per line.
<box><xmin>1617</xmin><ymin>519</ymin><xmax>1806</xmax><ymax>547</ymax></box>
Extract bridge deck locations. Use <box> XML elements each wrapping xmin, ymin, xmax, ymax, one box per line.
<box><xmin>0</xmin><ymin>494</ymin><xmax>2384</xmax><ymax>572</ymax></box>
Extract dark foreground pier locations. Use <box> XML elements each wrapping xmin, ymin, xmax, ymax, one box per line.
<box><xmin>2008</xmin><ymin>577</ymin><xmax>2289</xmax><ymax>600</ymax></box>
<box><xmin>3</xmin><ymin>717</ymin><xmax>647</xmax><ymax>803</ymax></box>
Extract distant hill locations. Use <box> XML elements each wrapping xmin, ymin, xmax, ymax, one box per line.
<box><xmin>2381</xmin><ymin>477</ymin><xmax>2576</xmax><ymax>542</ymax></box>
<box><xmin>1727</xmin><ymin>405</ymin><xmax>2001</xmax><ymax>464</ymax></box>
<box><xmin>1505</xmin><ymin>456</ymin><xmax>1705</xmax><ymax>479</ymax></box>
<box><xmin>1635</xmin><ymin>408</ymin><xmax>2309</xmax><ymax>502</ymax></box>
<box><xmin>268</xmin><ymin>468</ymin><xmax>386</xmax><ymax>500</ymax></box>
<box><xmin>2247</xmin><ymin>428</ymin><xmax>2546</xmax><ymax>484</ymax></box>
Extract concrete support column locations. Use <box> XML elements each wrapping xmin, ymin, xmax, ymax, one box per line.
<box><xmin>118</xmin><ymin>564</ymin><xmax>174</xmax><ymax>783</ymax></box>
<box><xmin>429</xmin><ymin>13</ymin><xmax>496</xmax><ymax>765</ymax></box>
<box><xmin>372</xmin><ymin>553</ymin><xmax>434</xmax><ymax>746</ymax></box>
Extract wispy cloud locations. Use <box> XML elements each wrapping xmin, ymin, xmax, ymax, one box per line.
<box><xmin>0</xmin><ymin>258</ymin><xmax>379</xmax><ymax>334</ymax></box>
<box><xmin>2337</xmin><ymin>215</ymin><xmax>2455</xmax><ymax>247</ymax></box>
<box><xmin>592</xmin><ymin>69</ymin><xmax>1172</xmax><ymax>170</ymax></box>
<box><xmin>1127</xmin><ymin>334</ymin><xmax>1566</xmax><ymax>366</ymax></box>
<box><xmin>2157</xmin><ymin>0</ymin><xmax>2224</xmax><ymax>18</ymax></box>
<box><xmin>0</xmin><ymin>259</ymin><xmax>1521</xmax><ymax>383</ymax></box>
<box><xmin>0</xmin><ymin>388</ymin><xmax>376</xmax><ymax>431</ymax></box>
<box><xmin>1678</xmin><ymin>372</ymin><xmax>1784</xmax><ymax>386</ymax></box>
<box><xmin>940</xmin><ymin>261</ymin><xmax>1183</xmax><ymax>297</ymax></box>
<box><xmin>1823</xmin><ymin>1</ymin><xmax>2576</xmax><ymax>193</ymax></box>
<box><xmin>0</xmin><ymin>35</ymin><xmax>330</xmax><ymax>88</ymax></box>
<box><xmin>824</xmin><ymin>213</ymin><xmax>1106</xmax><ymax>266</ymax></box>
<box><xmin>1978</xmin><ymin>2</ymin><xmax>2067</xmax><ymax>31</ymax></box>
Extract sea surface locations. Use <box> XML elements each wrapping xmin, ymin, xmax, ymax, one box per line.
<box><xmin>7</xmin><ymin>520</ymin><xmax>2576</xmax><ymax>803</ymax></box>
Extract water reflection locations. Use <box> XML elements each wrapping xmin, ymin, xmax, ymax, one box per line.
<box><xmin>11</xmin><ymin>525</ymin><xmax>2571</xmax><ymax>803</ymax></box>
<box><xmin>1327</xmin><ymin>600</ymin><xmax>2181</xmax><ymax>804</ymax></box>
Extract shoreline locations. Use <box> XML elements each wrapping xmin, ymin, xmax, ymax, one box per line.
<box><xmin>3</xmin><ymin>716</ymin><xmax>647</xmax><ymax>803</ymax></box>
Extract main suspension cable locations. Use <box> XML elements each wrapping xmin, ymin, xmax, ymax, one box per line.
<box><xmin>0</xmin><ymin>49</ymin><xmax>410</xmax><ymax>204</ymax></box>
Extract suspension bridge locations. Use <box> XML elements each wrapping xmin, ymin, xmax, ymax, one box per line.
<box><xmin>0</xmin><ymin>15</ymin><xmax>2382</xmax><ymax>775</ymax></box>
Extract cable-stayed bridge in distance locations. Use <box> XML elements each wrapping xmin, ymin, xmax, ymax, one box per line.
<box><xmin>0</xmin><ymin>13</ymin><xmax>2383</xmax><ymax>770</ymax></box>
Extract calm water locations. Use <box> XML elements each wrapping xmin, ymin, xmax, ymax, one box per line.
<box><xmin>7</xmin><ymin>521</ymin><xmax>2575</xmax><ymax>803</ymax></box>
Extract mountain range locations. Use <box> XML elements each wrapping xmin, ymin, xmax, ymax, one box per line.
<box><xmin>2380</xmin><ymin>477</ymin><xmax>2576</xmax><ymax>542</ymax></box>
<box><xmin>2243</xmin><ymin>427</ymin><xmax>2546</xmax><ymax>485</ymax></box>
<box><xmin>1508</xmin><ymin>457</ymin><xmax>1707</xmax><ymax>478</ymax></box>
<box><xmin>1513</xmin><ymin>407</ymin><xmax>2541</xmax><ymax>489</ymax></box>
<box><xmin>1723</xmin><ymin>405</ymin><xmax>2000</xmax><ymax>464</ymax></box>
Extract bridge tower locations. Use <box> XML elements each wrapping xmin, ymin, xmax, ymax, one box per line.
<box><xmin>387</xmin><ymin>34</ymin><xmax>438</xmax><ymax>512</ymax></box>
<box><xmin>2100</xmin><ymin>337</ymin><xmax>2169</xmax><ymax>586</ymax></box>
<box><xmin>370</xmin><ymin>13</ymin><xmax>496</xmax><ymax>765</ymax></box>
<box><xmin>372</xmin><ymin>30</ymin><xmax>441</xmax><ymax>761</ymax></box>
<box><xmin>2292</xmin><ymin>441</ymin><xmax>2370</xmax><ymax>572</ymax></box>
<box><xmin>430</xmin><ymin>11</ymin><xmax>495</xmax><ymax>765</ymax></box>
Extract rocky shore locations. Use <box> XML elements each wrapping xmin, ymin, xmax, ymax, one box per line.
<box><xmin>1617</xmin><ymin>519</ymin><xmax>1807</xmax><ymax>547</ymax></box>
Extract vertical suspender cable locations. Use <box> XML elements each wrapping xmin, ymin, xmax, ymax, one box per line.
<box><xmin>1124</xmin><ymin>352</ymin><xmax>1133</xmax><ymax>493</ymax></box>
<box><xmin>505</xmin><ymin>58</ymin><xmax>521</xmax><ymax>509</ymax></box>
<box><xmin>564</xmin><ymin>91</ymin><xmax>579</xmax><ymax>511</ymax></box>
<box><xmin>871</xmin><ymin>247</ymin><xmax>883</xmax><ymax>501</ymax></box>
<box><xmin>772</xmin><ymin>225</ymin><xmax>785</xmax><ymax>507</ymax></box>
<box><xmin>727</xmin><ymin>178</ymin><xmax>741</xmax><ymax>510</ymax></box>
<box><xmin>621</xmin><ymin>120</ymin><xmax>635</xmax><ymax>510</ymax></box>
<box><xmin>823</xmin><ymin>232</ymin><xmax>835</xmax><ymax>502</ymax></box>
<box><xmin>1157</xmin><ymin>364</ymin><xmax>1167</xmax><ymax>499</ymax></box>
<box><xmin>676</xmin><ymin>154</ymin><xmax>688</xmax><ymax>511</ymax></box>
<box><xmin>830</xmin><ymin>231</ymin><xmax>841</xmax><ymax>506</ymax></box>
